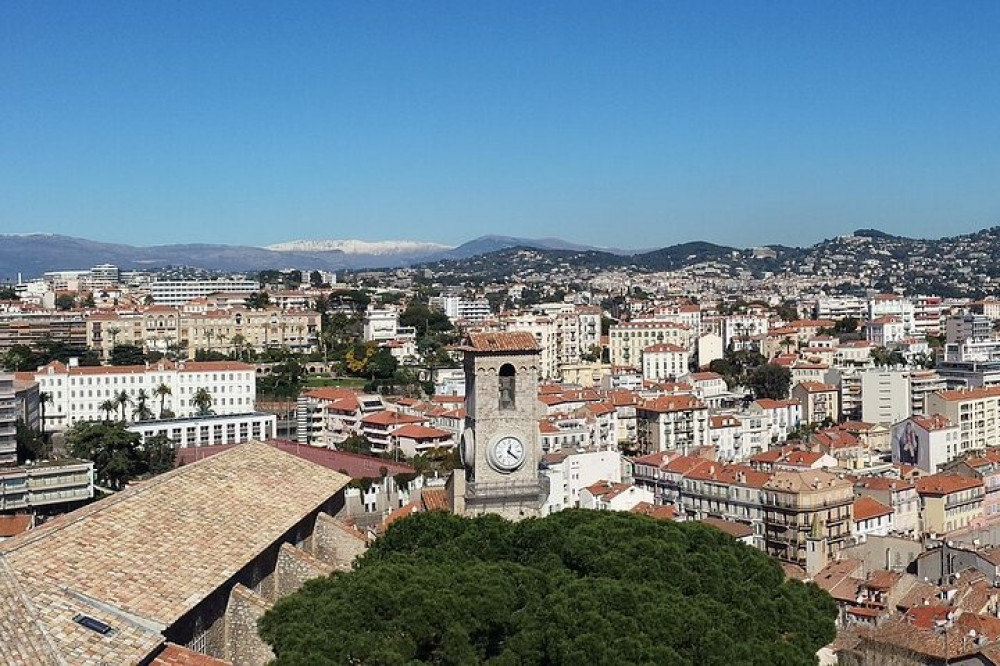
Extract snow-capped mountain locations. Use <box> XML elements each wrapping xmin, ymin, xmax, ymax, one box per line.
<box><xmin>266</xmin><ymin>239</ymin><xmax>453</xmax><ymax>256</ymax></box>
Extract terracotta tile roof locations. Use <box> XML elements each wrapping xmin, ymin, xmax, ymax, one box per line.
<box><xmin>855</xmin><ymin>477</ymin><xmax>914</xmax><ymax>492</ymax></box>
<box><xmin>642</xmin><ymin>343</ymin><xmax>687</xmax><ymax>353</ymax></box>
<box><xmin>391</xmin><ymin>424</ymin><xmax>452</xmax><ymax>440</ymax></box>
<box><xmin>584</xmin><ymin>480</ymin><xmax>636</xmax><ymax>501</ymax></box>
<box><xmin>853</xmin><ymin>496</ymin><xmax>893</xmax><ymax>521</ymax></box>
<box><xmin>630</xmin><ymin>502</ymin><xmax>676</xmax><ymax>520</ymax></box>
<box><xmin>361</xmin><ymin>411</ymin><xmax>427</xmax><ymax>426</ymax></box>
<box><xmin>420</xmin><ymin>488</ymin><xmax>450</xmax><ymax>512</ymax></box>
<box><xmin>911</xmin><ymin>414</ymin><xmax>954</xmax><ymax>431</ymax></box>
<box><xmin>935</xmin><ymin>386</ymin><xmax>1000</xmax><ymax>402</ymax></box>
<box><xmin>150</xmin><ymin>644</ymin><xmax>232</xmax><ymax>665</ymax></box>
<box><xmin>915</xmin><ymin>473</ymin><xmax>984</xmax><ymax>496</ymax></box>
<box><xmin>0</xmin><ymin>515</ymin><xmax>31</xmax><ymax>538</ymax></box>
<box><xmin>0</xmin><ymin>441</ymin><xmax>350</xmax><ymax>666</ymax></box>
<box><xmin>698</xmin><ymin>517</ymin><xmax>753</xmax><ymax>539</ymax></box>
<box><xmin>639</xmin><ymin>394</ymin><xmax>705</xmax><ymax>413</ymax></box>
<box><xmin>304</xmin><ymin>387</ymin><xmax>361</xmax><ymax>402</ymax></box>
<box><xmin>795</xmin><ymin>381</ymin><xmax>837</xmax><ymax>392</ymax></box>
<box><xmin>465</xmin><ymin>332</ymin><xmax>539</xmax><ymax>352</ymax></box>
<box><xmin>174</xmin><ymin>440</ymin><xmax>415</xmax><ymax>479</ymax></box>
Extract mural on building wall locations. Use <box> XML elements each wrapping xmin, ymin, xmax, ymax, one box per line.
<box><xmin>895</xmin><ymin>421</ymin><xmax>920</xmax><ymax>467</ymax></box>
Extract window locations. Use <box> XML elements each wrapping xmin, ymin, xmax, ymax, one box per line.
<box><xmin>499</xmin><ymin>364</ymin><xmax>516</xmax><ymax>410</ymax></box>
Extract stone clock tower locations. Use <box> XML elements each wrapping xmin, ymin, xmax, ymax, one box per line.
<box><xmin>447</xmin><ymin>331</ymin><xmax>548</xmax><ymax>520</ymax></box>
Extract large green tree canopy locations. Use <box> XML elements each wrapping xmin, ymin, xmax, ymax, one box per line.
<box><xmin>259</xmin><ymin>510</ymin><xmax>836</xmax><ymax>666</ymax></box>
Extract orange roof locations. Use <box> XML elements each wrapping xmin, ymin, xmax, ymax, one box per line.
<box><xmin>391</xmin><ymin>424</ymin><xmax>452</xmax><ymax>440</ymax></box>
<box><xmin>465</xmin><ymin>331</ymin><xmax>539</xmax><ymax>352</ymax></box>
<box><xmin>630</xmin><ymin>502</ymin><xmax>676</xmax><ymax>520</ymax></box>
<box><xmin>643</xmin><ymin>343</ymin><xmax>687</xmax><ymax>353</ymax></box>
<box><xmin>795</xmin><ymin>381</ymin><xmax>837</xmax><ymax>393</ymax></box>
<box><xmin>361</xmin><ymin>411</ymin><xmax>427</xmax><ymax>426</ymax></box>
<box><xmin>0</xmin><ymin>514</ymin><xmax>31</xmax><ymax>538</ymax></box>
<box><xmin>305</xmin><ymin>387</ymin><xmax>360</xmax><ymax>402</ymax></box>
<box><xmin>584</xmin><ymin>481</ymin><xmax>635</xmax><ymax>501</ymax></box>
<box><xmin>640</xmin><ymin>395</ymin><xmax>705</xmax><ymax>413</ymax></box>
<box><xmin>151</xmin><ymin>644</ymin><xmax>232</xmax><ymax>666</ymax></box>
<box><xmin>935</xmin><ymin>387</ymin><xmax>1000</xmax><ymax>402</ymax></box>
<box><xmin>853</xmin><ymin>496</ymin><xmax>893</xmax><ymax>521</ymax></box>
<box><xmin>420</xmin><ymin>488</ymin><xmax>450</xmax><ymax>512</ymax></box>
<box><xmin>911</xmin><ymin>414</ymin><xmax>954</xmax><ymax>431</ymax></box>
<box><xmin>915</xmin><ymin>473</ymin><xmax>984</xmax><ymax>496</ymax></box>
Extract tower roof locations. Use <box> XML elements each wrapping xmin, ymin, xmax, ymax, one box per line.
<box><xmin>465</xmin><ymin>332</ymin><xmax>540</xmax><ymax>353</ymax></box>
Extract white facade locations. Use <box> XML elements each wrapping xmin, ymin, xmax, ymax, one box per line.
<box><xmin>696</xmin><ymin>332</ymin><xmax>725</xmax><ymax>368</ymax></box>
<box><xmin>890</xmin><ymin>415</ymin><xmax>958</xmax><ymax>473</ymax></box>
<box><xmin>609</xmin><ymin>321</ymin><xmax>693</xmax><ymax>368</ymax></box>
<box><xmin>0</xmin><ymin>374</ymin><xmax>16</xmax><ymax>466</ymax></box>
<box><xmin>861</xmin><ymin>371</ymin><xmax>912</xmax><ymax>426</ymax></box>
<box><xmin>868</xmin><ymin>296</ymin><xmax>915</xmax><ymax>334</ymax></box>
<box><xmin>542</xmin><ymin>449</ymin><xmax>624</xmax><ymax>514</ymax></box>
<box><xmin>33</xmin><ymin>360</ymin><xmax>257</xmax><ymax>430</ymax></box>
<box><xmin>129</xmin><ymin>412</ymin><xmax>276</xmax><ymax>448</ymax></box>
<box><xmin>150</xmin><ymin>278</ymin><xmax>260</xmax><ymax>306</ymax></box>
<box><xmin>641</xmin><ymin>344</ymin><xmax>690</xmax><ymax>382</ymax></box>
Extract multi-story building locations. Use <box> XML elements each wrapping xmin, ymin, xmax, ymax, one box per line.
<box><xmin>945</xmin><ymin>314</ymin><xmax>993</xmax><ymax>344</ymax></box>
<box><xmin>0</xmin><ymin>374</ymin><xmax>16</xmax><ymax>466</ymax></box>
<box><xmin>915</xmin><ymin>473</ymin><xmax>984</xmax><ymax>535</ymax></box>
<box><xmin>149</xmin><ymin>277</ymin><xmax>260</xmax><ymax>305</ymax></box>
<box><xmin>792</xmin><ymin>381</ymin><xmax>840</xmax><ymax>424</ymax></box>
<box><xmin>866</xmin><ymin>316</ymin><xmax>906</xmax><ymax>347</ymax></box>
<box><xmin>868</xmin><ymin>294</ymin><xmax>915</xmax><ymax>335</ymax></box>
<box><xmin>0</xmin><ymin>458</ymin><xmax>94</xmax><ymax>512</ymax></box>
<box><xmin>296</xmin><ymin>387</ymin><xmax>386</xmax><ymax>446</ymax></box>
<box><xmin>541</xmin><ymin>447</ymin><xmax>624</xmax><ymax>514</ymax></box>
<box><xmin>0</xmin><ymin>311</ymin><xmax>87</xmax><ymax>355</ymax></box>
<box><xmin>861</xmin><ymin>371</ymin><xmax>912</xmax><ymax>426</ymax></box>
<box><xmin>890</xmin><ymin>414</ymin><xmax>959</xmax><ymax>473</ymax></box>
<box><xmin>854</xmin><ymin>476</ymin><xmax>920</xmax><ymax>535</ymax></box>
<box><xmin>609</xmin><ymin>320</ymin><xmax>693</xmax><ymax>368</ymax></box>
<box><xmin>762</xmin><ymin>469</ymin><xmax>854</xmax><ymax>565</ymax></box>
<box><xmin>641</xmin><ymin>343</ymin><xmax>689</xmax><ymax>382</ymax></box>
<box><xmin>944</xmin><ymin>451</ymin><xmax>1000</xmax><ymax>526</ymax></box>
<box><xmin>33</xmin><ymin>359</ymin><xmax>257</xmax><ymax>430</ymax></box>
<box><xmin>926</xmin><ymin>387</ymin><xmax>1000</xmax><ymax>454</ymax></box>
<box><xmin>636</xmin><ymin>394</ymin><xmax>708</xmax><ymax>454</ymax></box>
<box><xmin>429</xmin><ymin>295</ymin><xmax>492</xmax><ymax>323</ymax></box>
<box><xmin>128</xmin><ymin>412</ymin><xmax>277</xmax><ymax>448</ymax></box>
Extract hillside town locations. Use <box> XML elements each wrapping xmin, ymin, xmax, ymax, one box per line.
<box><xmin>7</xmin><ymin>234</ymin><xmax>1000</xmax><ymax>664</ymax></box>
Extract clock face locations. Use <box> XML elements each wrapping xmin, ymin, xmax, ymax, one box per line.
<box><xmin>491</xmin><ymin>436</ymin><xmax>525</xmax><ymax>471</ymax></box>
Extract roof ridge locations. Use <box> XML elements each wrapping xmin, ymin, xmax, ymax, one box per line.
<box><xmin>0</xmin><ymin>555</ymin><xmax>65</xmax><ymax>665</ymax></box>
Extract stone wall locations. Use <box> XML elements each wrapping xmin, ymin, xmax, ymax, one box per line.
<box><xmin>225</xmin><ymin>584</ymin><xmax>275</xmax><ymax>666</ymax></box>
<box><xmin>312</xmin><ymin>511</ymin><xmax>368</xmax><ymax>571</ymax></box>
<box><xmin>275</xmin><ymin>542</ymin><xmax>334</xmax><ymax>598</ymax></box>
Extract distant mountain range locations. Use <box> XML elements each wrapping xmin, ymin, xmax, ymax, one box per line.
<box><xmin>1</xmin><ymin>228</ymin><xmax>999</xmax><ymax>297</ymax></box>
<box><xmin>0</xmin><ymin>233</ymin><xmax>638</xmax><ymax>279</ymax></box>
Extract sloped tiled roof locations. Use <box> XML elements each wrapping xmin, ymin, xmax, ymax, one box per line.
<box><xmin>465</xmin><ymin>332</ymin><xmax>539</xmax><ymax>352</ymax></box>
<box><xmin>0</xmin><ymin>441</ymin><xmax>350</xmax><ymax>665</ymax></box>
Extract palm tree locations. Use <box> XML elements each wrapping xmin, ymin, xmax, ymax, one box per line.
<box><xmin>191</xmin><ymin>387</ymin><xmax>213</xmax><ymax>416</ymax></box>
<box><xmin>231</xmin><ymin>333</ymin><xmax>246</xmax><ymax>361</ymax></box>
<box><xmin>38</xmin><ymin>391</ymin><xmax>50</xmax><ymax>434</ymax></box>
<box><xmin>205</xmin><ymin>329</ymin><xmax>214</xmax><ymax>354</ymax></box>
<box><xmin>99</xmin><ymin>399</ymin><xmax>116</xmax><ymax>421</ymax></box>
<box><xmin>132</xmin><ymin>389</ymin><xmax>153</xmax><ymax>421</ymax></box>
<box><xmin>114</xmin><ymin>390</ymin><xmax>131</xmax><ymax>421</ymax></box>
<box><xmin>154</xmin><ymin>382</ymin><xmax>172</xmax><ymax>418</ymax></box>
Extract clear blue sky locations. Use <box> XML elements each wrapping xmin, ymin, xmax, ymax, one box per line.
<box><xmin>1</xmin><ymin>2</ymin><xmax>998</xmax><ymax>250</ymax></box>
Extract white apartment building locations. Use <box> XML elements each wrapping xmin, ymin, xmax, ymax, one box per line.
<box><xmin>641</xmin><ymin>343</ymin><xmax>690</xmax><ymax>382</ymax></box>
<box><xmin>814</xmin><ymin>296</ymin><xmax>867</xmax><ymax>322</ymax></box>
<box><xmin>150</xmin><ymin>278</ymin><xmax>260</xmax><ymax>306</ymax></box>
<box><xmin>722</xmin><ymin>315</ymin><xmax>769</xmax><ymax>347</ymax></box>
<box><xmin>868</xmin><ymin>294</ymin><xmax>915</xmax><ymax>334</ymax></box>
<box><xmin>866</xmin><ymin>317</ymin><xmax>906</xmax><ymax>347</ymax></box>
<box><xmin>128</xmin><ymin>412</ymin><xmax>277</xmax><ymax>448</ymax></box>
<box><xmin>926</xmin><ymin>387</ymin><xmax>1000</xmax><ymax>454</ymax></box>
<box><xmin>429</xmin><ymin>295</ymin><xmax>492</xmax><ymax>323</ymax></box>
<box><xmin>609</xmin><ymin>321</ymin><xmax>694</xmax><ymax>368</ymax></box>
<box><xmin>576</xmin><ymin>306</ymin><xmax>602</xmax><ymax>354</ymax></box>
<box><xmin>913</xmin><ymin>295</ymin><xmax>944</xmax><ymax>337</ymax></box>
<box><xmin>861</xmin><ymin>371</ymin><xmax>912</xmax><ymax>426</ymax></box>
<box><xmin>541</xmin><ymin>448</ymin><xmax>624</xmax><ymax>514</ymax></box>
<box><xmin>0</xmin><ymin>374</ymin><xmax>16</xmax><ymax>466</ymax></box>
<box><xmin>33</xmin><ymin>360</ymin><xmax>257</xmax><ymax>430</ymax></box>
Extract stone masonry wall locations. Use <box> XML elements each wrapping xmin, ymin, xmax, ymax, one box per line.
<box><xmin>225</xmin><ymin>584</ymin><xmax>275</xmax><ymax>666</ymax></box>
<box><xmin>312</xmin><ymin>511</ymin><xmax>368</xmax><ymax>571</ymax></box>
<box><xmin>274</xmin><ymin>542</ymin><xmax>334</xmax><ymax>598</ymax></box>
